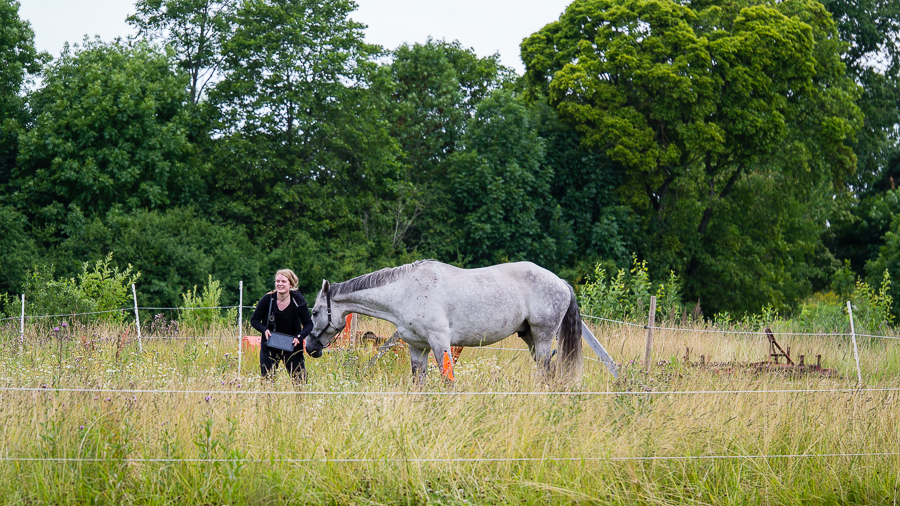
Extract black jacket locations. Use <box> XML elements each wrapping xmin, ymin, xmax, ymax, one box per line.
<box><xmin>250</xmin><ymin>291</ymin><xmax>313</xmax><ymax>341</ymax></box>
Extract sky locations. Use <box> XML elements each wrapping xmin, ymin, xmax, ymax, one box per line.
<box><xmin>19</xmin><ymin>0</ymin><xmax>573</xmax><ymax>74</ymax></box>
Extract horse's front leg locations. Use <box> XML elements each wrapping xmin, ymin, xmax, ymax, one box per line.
<box><xmin>408</xmin><ymin>345</ymin><xmax>430</xmax><ymax>385</ymax></box>
<box><xmin>427</xmin><ymin>338</ymin><xmax>455</xmax><ymax>382</ymax></box>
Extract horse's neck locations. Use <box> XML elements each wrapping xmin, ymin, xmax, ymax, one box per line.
<box><xmin>334</xmin><ymin>285</ymin><xmax>401</xmax><ymax>324</ymax></box>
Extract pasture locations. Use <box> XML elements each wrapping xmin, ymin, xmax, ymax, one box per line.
<box><xmin>0</xmin><ymin>316</ymin><xmax>898</xmax><ymax>505</ymax></box>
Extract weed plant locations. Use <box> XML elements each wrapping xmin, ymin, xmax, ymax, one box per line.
<box><xmin>0</xmin><ymin>315</ymin><xmax>898</xmax><ymax>504</ymax></box>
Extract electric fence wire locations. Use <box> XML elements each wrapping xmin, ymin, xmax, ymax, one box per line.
<box><xmin>2</xmin><ymin>386</ymin><xmax>899</xmax><ymax>396</ymax></box>
<box><xmin>580</xmin><ymin>314</ymin><xmax>900</xmax><ymax>339</ymax></box>
<box><xmin>1</xmin><ymin>452</ymin><xmax>898</xmax><ymax>464</ymax></box>
<box><xmin>22</xmin><ymin>308</ymin><xmax>130</xmax><ymax>320</ymax></box>
<box><xmin>7</xmin><ymin>308</ymin><xmax>899</xmax><ymax>341</ymax></box>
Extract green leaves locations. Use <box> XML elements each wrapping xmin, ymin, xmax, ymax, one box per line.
<box><xmin>16</xmin><ymin>40</ymin><xmax>194</xmax><ymax>221</ymax></box>
<box><xmin>446</xmin><ymin>90</ymin><xmax>558</xmax><ymax>266</ymax></box>
<box><xmin>523</xmin><ymin>0</ymin><xmax>863</xmax><ymax>314</ymax></box>
<box><xmin>128</xmin><ymin>0</ymin><xmax>234</xmax><ymax>104</ymax></box>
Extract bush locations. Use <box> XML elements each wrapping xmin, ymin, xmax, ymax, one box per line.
<box><xmin>77</xmin><ymin>253</ymin><xmax>140</xmax><ymax>324</ymax></box>
<box><xmin>789</xmin><ymin>269</ymin><xmax>893</xmax><ymax>335</ymax></box>
<box><xmin>578</xmin><ymin>255</ymin><xmax>684</xmax><ymax>323</ymax></box>
<box><xmin>178</xmin><ymin>275</ymin><xmax>235</xmax><ymax>332</ymax></box>
<box><xmin>2</xmin><ymin>253</ymin><xmax>139</xmax><ymax>323</ymax></box>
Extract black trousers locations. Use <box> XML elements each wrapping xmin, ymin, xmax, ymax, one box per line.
<box><xmin>260</xmin><ymin>345</ymin><xmax>306</xmax><ymax>382</ymax></box>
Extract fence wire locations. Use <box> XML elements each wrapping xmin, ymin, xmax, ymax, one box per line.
<box><xmin>2</xmin><ymin>386</ymin><xmax>899</xmax><ymax>396</ymax></box>
<box><xmin>1</xmin><ymin>452</ymin><xmax>898</xmax><ymax>464</ymax></box>
<box><xmin>7</xmin><ymin>308</ymin><xmax>899</xmax><ymax>341</ymax></box>
<box><xmin>580</xmin><ymin>314</ymin><xmax>900</xmax><ymax>339</ymax></box>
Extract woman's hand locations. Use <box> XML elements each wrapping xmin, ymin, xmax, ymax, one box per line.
<box><xmin>293</xmin><ymin>337</ymin><xmax>302</xmax><ymax>347</ymax></box>
<box><xmin>264</xmin><ymin>330</ymin><xmax>271</xmax><ymax>340</ymax></box>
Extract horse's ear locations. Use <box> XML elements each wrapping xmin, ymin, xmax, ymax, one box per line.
<box><xmin>322</xmin><ymin>279</ymin><xmax>330</xmax><ymax>294</ymax></box>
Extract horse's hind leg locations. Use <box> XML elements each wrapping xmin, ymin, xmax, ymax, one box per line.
<box><xmin>409</xmin><ymin>345</ymin><xmax>430</xmax><ymax>385</ymax></box>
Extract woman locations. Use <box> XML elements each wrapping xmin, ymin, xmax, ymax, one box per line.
<box><xmin>250</xmin><ymin>269</ymin><xmax>314</xmax><ymax>383</ymax></box>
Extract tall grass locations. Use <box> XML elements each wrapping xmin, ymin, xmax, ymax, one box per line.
<box><xmin>0</xmin><ymin>316</ymin><xmax>898</xmax><ymax>504</ymax></box>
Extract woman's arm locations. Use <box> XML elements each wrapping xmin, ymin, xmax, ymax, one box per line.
<box><xmin>249</xmin><ymin>294</ymin><xmax>270</xmax><ymax>334</ymax></box>
<box><xmin>290</xmin><ymin>291</ymin><xmax>313</xmax><ymax>338</ymax></box>
<box><xmin>297</xmin><ymin>302</ymin><xmax>313</xmax><ymax>339</ymax></box>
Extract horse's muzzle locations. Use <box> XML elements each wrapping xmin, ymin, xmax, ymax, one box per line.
<box><xmin>305</xmin><ymin>340</ymin><xmax>324</xmax><ymax>358</ymax></box>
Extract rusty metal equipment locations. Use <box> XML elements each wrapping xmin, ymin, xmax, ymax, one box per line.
<box><xmin>679</xmin><ymin>327</ymin><xmax>836</xmax><ymax>376</ymax></box>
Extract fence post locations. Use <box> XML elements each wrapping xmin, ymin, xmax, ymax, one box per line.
<box><xmin>238</xmin><ymin>281</ymin><xmax>243</xmax><ymax>373</ymax></box>
<box><xmin>19</xmin><ymin>294</ymin><xmax>25</xmax><ymax>344</ymax></box>
<box><xmin>132</xmin><ymin>284</ymin><xmax>142</xmax><ymax>352</ymax></box>
<box><xmin>644</xmin><ymin>296</ymin><xmax>656</xmax><ymax>372</ymax></box>
<box><xmin>847</xmin><ymin>301</ymin><xmax>862</xmax><ymax>385</ymax></box>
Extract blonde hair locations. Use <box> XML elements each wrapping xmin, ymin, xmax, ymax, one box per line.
<box><xmin>269</xmin><ymin>268</ymin><xmax>299</xmax><ymax>294</ymax></box>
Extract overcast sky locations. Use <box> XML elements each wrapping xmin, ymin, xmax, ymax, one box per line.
<box><xmin>19</xmin><ymin>0</ymin><xmax>573</xmax><ymax>74</ymax></box>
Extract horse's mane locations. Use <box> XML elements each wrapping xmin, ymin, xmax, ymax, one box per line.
<box><xmin>331</xmin><ymin>260</ymin><xmax>435</xmax><ymax>297</ymax></box>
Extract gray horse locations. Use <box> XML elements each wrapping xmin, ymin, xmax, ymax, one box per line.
<box><xmin>305</xmin><ymin>260</ymin><xmax>591</xmax><ymax>382</ymax></box>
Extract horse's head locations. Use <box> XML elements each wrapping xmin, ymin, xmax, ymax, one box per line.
<box><xmin>305</xmin><ymin>279</ymin><xmax>344</xmax><ymax>358</ymax></box>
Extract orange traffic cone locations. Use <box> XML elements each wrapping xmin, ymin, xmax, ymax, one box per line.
<box><xmin>441</xmin><ymin>350</ymin><xmax>455</xmax><ymax>381</ymax></box>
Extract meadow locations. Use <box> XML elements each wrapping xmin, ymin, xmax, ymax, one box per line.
<box><xmin>0</xmin><ymin>314</ymin><xmax>898</xmax><ymax>505</ymax></box>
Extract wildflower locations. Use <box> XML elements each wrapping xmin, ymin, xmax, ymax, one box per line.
<box><xmin>105</xmin><ymin>397</ymin><xmax>111</xmax><ymax>402</ymax></box>
<box><xmin>204</xmin><ymin>395</ymin><xmax>212</xmax><ymax>402</ymax></box>
<box><xmin>61</xmin><ymin>322</ymin><xmax>68</xmax><ymax>328</ymax></box>
<box><xmin>53</xmin><ymin>327</ymin><xmax>60</xmax><ymax>333</ymax></box>
<box><xmin>79</xmin><ymin>425</ymin><xmax>84</xmax><ymax>430</ymax></box>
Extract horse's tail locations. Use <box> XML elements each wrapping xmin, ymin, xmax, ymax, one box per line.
<box><xmin>559</xmin><ymin>283</ymin><xmax>583</xmax><ymax>378</ymax></box>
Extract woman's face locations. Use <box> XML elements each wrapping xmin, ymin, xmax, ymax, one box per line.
<box><xmin>274</xmin><ymin>274</ymin><xmax>291</xmax><ymax>294</ymax></box>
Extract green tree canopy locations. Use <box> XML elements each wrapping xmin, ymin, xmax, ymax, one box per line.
<box><xmin>15</xmin><ymin>39</ymin><xmax>195</xmax><ymax>233</ymax></box>
<box><xmin>522</xmin><ymin>0</ymin><xmax>862</xmax><ymax>314</ymax></box>
<box><xmin>445</xmin><ymin>90</ymin><xmax>565</xmax><ymax>267</ymax></box>
<box><xmin>57</xmin><ymin>207</ymin><xmax>265</xmax><ymax>308</ymax></box>
<box><xmin>372</xmin><ymin>39</ymin><xmax>513</xmax><ymax>255</ymax></box>
<box><xmin>0</xmin><ymin>205</ymin><xmax>36</xmax><ymax>293</ymax></box>
<box><xmin>0</xmin><ymin>0</ymin><xmax>48</xmax><ymax>190</ymax></box>
<box><xmin>128</xmin><ymin>0</ymin><xmax>235</xmax><ymax>105</ymax></box>
<box><xmin>205</xmin><ymin>0</ymin><xmax>399</xmax><ymax>242</ymax></box>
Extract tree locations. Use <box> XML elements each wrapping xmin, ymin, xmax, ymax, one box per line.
<box><xmin>0</xmin><ymin>206</ymin><xmax>36</xmax><ymax>293</ymax></box>
<box><xmin>128</xmin><ymin>0</ymin><xmax>235</xmax><ymax>105</ymax></box>
<box><xmin>865</xmin><ymin>190</ymin><xmax>900</xmax><ymax>320</ymax></box>
<box><xmin>444</xmin><ymin>90</ymin><xmax>564</xmax><ymax>267</ymax></box>
<box><xmin>813</xmin><ymin>0</ymin><xmax>900</xmax><ymax>292</ymax></box>
<box><xmin>0</xmin><ymin>0</ymin><xmax>48</xmax><ymax>190</ymax></box>
<box><xmin>206</xmin><ymin>0</ymin><xmax>398</xmax><ymax>240</ymax></box>
<box><xmin>15</xmin><ymin>39</ymin><xmax>195</xmax><ymax>234</ymax></box>
<box><xmin>820</xmin><ymin>0</ymin><xmax>900</xmax><ymax>194</ymax></box>
<box><xmin>522</xmin><ymin>0</ymin><xmax>862</xmax><ymax>313</ymax></box>
<box><xmin>56</xmin><ymin>207</ymin><xmax>265</xmax><ymax>308</ymax></box>
<box><xmin>373</xmin><ymin>39</ymin><xmax>512</xmax><ymax>254</ymax></box>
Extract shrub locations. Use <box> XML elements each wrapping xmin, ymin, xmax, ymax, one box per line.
<box><xmin>2</xmin><ymin>253</ymin><xmax>139</xmax><ymax>323</ymax></box>
<box><xmin>179</xmin><ymin>276</ymin><xmax>235</xmax><ymax>332</ymax></box>
<box><xmin>77</xmin><ymin>253</ymin><xmax>140</xmax><ymax>323</ymax></box>
<box><xmin>578</xmin><ymin>255</ymin><xmax>684</xmax><ymax>323</ymax></box>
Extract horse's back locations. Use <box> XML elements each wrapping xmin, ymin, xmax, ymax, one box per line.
<box><xmin>411</xmin><ymin>261</ymin><xmax>570</xmax><ymax>345</ymax></box>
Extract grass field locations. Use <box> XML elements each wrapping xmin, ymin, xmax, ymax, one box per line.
<box><xmin>0</xmin><ymin>316</ymin><xmax>898</xmax><ymax>505</ymax></box>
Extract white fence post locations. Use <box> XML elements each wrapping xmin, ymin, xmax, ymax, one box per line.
<box><xmin>132</xmin><ymin>284</ymin><xmax>142</xmax><ymax>352</ymax></box>
<box><xmin>847</xmin><ymin>301</ymin><xmax>862</xmax><ymax>385</ymax></box>
<box><xmin>19</xmin><ymin>294</ymin><xmax>25</xmax><ymax>343</ymax></box>
<box><xmin>238</xmin><ymin>281</ymin><xmax>243</xmax><ymax>373</ymax></box>
<box><xmin>644</xmin><ymin>296</ymin><xmax>656</xmax><ymax>373</ymax></box>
